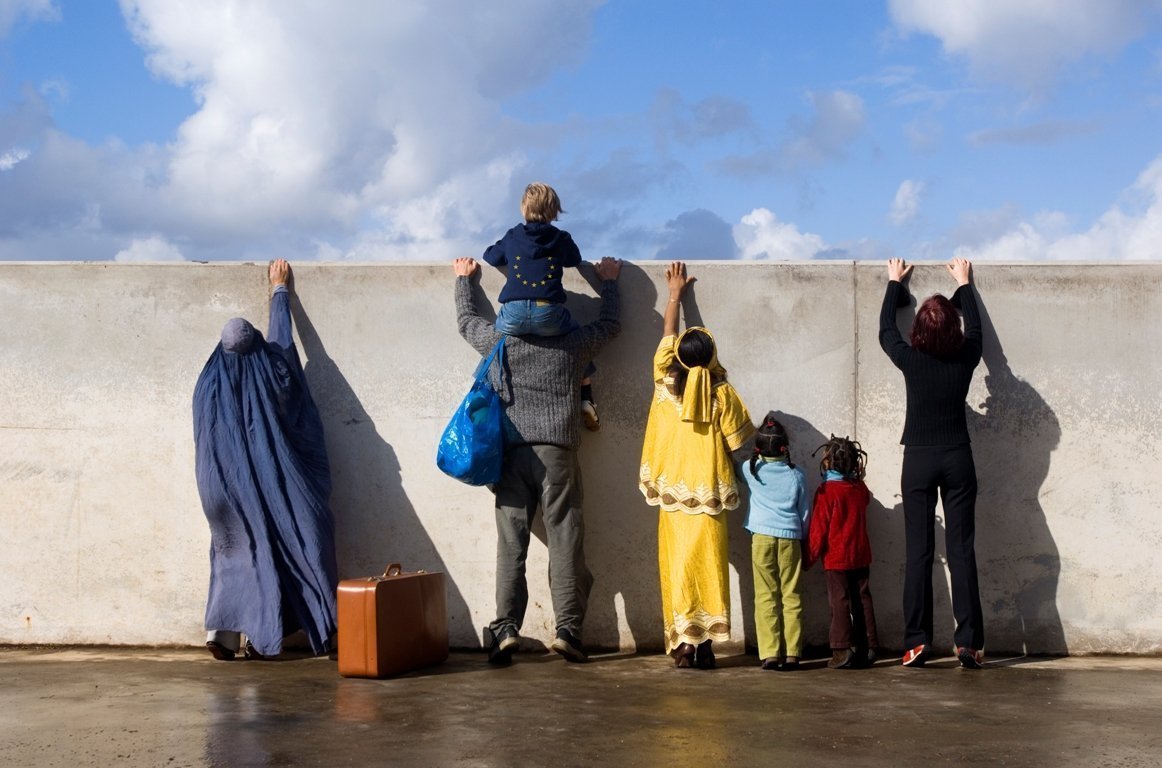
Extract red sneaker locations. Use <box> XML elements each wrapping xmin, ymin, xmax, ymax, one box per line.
<box><xmin>901</xmin><ymin>644</ymin><xmax>928</xmax><ymax>667</ymax></box>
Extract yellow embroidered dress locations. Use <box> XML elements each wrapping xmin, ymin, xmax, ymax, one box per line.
<box><xmin>639</xmin><ymin>333</ymin><xmax>754</xmax><ymax>652</ymax></box>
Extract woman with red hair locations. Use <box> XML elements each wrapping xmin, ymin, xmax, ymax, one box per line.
<box><xmin>879</xmin><ymin>257</ymin><xmax>985</xmax><ymax>670</ymax></box>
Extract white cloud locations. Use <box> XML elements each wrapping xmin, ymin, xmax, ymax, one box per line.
<box><xmin>953</xmin><ymin>154</ymin><xmax>1162</xmax><ymax>260</ymax></box>
<box><xmin>0</xmin><ymin>146</ymin><xmax>29</xmax><ymax>170</ymax></box>
<box><xmin>890</xmin><ymin>179</ymin><xmax>925</xmax><ymax>225</ymax></box>
<box><xmin>0</xmin><ymin>0</ymin><xmax>57</xmax><ymax>37</ymax></box>
<box><xmin>888</xmin><ymin>0</ymin><xmax>1162</xmax><ymax>91</ymax></box>
<box><xmin>733</xmin><ymin>208</ymin><xmax>827</xmax><ymax>260</ymax></box>
<box><xmin>342</xmin><ymin>155</ymin><xmax>524</xmax><ymax>261</ymax></box>
<box><xmin>0</xmin><ymin>1</ymin><xmax>603</xmax><ymax>259</ymax></box>
<box><xmin>114</xmin><ymin>235</ymin><xmax>184</xmax><ymax>261</ymax></box>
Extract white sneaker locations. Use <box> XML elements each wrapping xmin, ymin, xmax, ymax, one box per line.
<box><xmin>581</xmin><ymin>400</ymin><xmax>600</xmax><ymax>431</ymax></box>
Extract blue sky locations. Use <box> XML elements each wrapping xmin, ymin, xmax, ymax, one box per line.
<box><xmin>1</xmin><ymin>0</ymin><xmax>1161</xmax><ymax>262</ymax></box>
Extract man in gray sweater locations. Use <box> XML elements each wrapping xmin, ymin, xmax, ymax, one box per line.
<box><xmin>453</xmin><ymin>255</ymin><xmax>622</xmax><ymax>664</ymax></box>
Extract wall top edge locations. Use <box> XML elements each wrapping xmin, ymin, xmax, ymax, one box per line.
<box><xmin>2</xmin><ymin>260</ymin><xmax>1161</xmax><ymax>268</ymax></box>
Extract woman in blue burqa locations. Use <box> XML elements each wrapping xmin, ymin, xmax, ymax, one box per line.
<box><xmin>193</xmin><ymin>259</ymin><xmax>337</xmax><ymax>660</ymax></box>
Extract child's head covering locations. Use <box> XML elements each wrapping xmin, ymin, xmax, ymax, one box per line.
<box><xmin>675</xmin><ymin>326</ymin><xmax>726</xmax><ymax>424</ymax></box>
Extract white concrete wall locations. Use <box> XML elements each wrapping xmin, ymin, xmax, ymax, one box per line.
<box><xmin>1</xmin><ymin>262</ymin><xmax>1159</xmax><ymax>655</ymax></box>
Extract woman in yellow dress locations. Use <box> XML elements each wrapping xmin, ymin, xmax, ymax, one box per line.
<box><xmin>639</xmin><ymin>261</ymin><xmax>755</xmax><ymax>669</ymax></box>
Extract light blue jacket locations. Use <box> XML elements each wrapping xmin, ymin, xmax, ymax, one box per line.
<box><xmin>741</xmin><ymin>458</ymin><xmax>809</xmax><ymax>539</ymax></box>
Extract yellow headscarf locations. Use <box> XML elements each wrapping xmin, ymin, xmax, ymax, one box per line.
<box><xmin>675</xmin><ymin>327</ymin><xmax>726</xmax><ymax>424</ymax></box>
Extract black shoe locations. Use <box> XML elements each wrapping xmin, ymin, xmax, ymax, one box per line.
<box><xmin>244</xmin><ymin>642</ymin><xmax>270</xmax><ymax>660</ymax></box>
<box><xmin>694</xmin><ymin>640</ymin><xmax>716</xmax><ymax>670</ymax></box>
<box><xmin>486</xmin><ymin>626</ymin><xmax>519</xmax><ymax>666</ymax></box>
<box><xmin>760</xmin><ymin>657</ymin><xmax>781</xmax><ymax>671</ymax></box>
<box><xmin>206</xmin><ymin>641</ymin><xmax>235</xmax><ymax>661</ymax></box>
<box><xmin>778</xmin><ymin>657</ymin><xmax>800</xmax><ymax>672</ymax></box>
<box><xmin>957</xmin><ymin>647</ymin><xmax>984</xmax><ymax>669</ymax></box>
<box><xmin>550</xmin><ymin>629</ymin><xmax>589</xmax><ymax>663</ymax></box>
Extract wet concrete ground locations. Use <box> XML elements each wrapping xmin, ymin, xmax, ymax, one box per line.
<box><xmin>2</xmin><ymin>648</ymin><xmax>1161</xmax><ymax>768</ymax></box>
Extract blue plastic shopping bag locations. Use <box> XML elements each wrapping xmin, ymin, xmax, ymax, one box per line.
<box><xmin>436</xmin><ymin>338</ymin><xmax>506</xmax><ymax>485</ymax></box>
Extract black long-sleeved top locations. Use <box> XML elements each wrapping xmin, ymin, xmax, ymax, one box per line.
<box><xmin>878</xmin><ymin>280</ymin><xmax>982</xmax><ymax>446</ymax></box>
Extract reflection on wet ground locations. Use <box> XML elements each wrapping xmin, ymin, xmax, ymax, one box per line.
<box><xmin>3</xmin><ymin>649</ymin><xmax>1161</xmax><ymax>767</ymax></box>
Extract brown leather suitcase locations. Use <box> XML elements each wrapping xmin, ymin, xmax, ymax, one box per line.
<box><xmin>337</xmin><ymin>563</ymin><xmax>449</xmax><ymax>678</ymax></box>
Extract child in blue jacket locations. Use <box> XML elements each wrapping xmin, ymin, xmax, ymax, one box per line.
<box><xmin>741</xmin><ymin>413</ymin><xmax>809</xmax><ymax>671</ymax></box>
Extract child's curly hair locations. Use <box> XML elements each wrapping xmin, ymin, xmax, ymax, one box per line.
<box><xmin>750</xmin><ymin>412</ymin><xmax>793</xmax><ymax>479</ymax></box>
<box><xmin>814</xmin><ymin>434</ymin><xmax>867</xmax><ymax>480</ymax></box>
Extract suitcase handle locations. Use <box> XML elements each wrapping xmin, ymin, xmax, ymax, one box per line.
<box><xmin>369</xmin><ymin>563</ymin><xmax>425</xmax><ymax>581</ymax></box>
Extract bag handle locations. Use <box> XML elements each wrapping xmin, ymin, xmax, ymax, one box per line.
<box><xmin>473</xmin><ymin>337</ymin><xmax>506</xmax><ymax>384</ymax></box>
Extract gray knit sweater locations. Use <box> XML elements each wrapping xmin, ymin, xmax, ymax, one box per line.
<box><xmin>456</xmin><ymin>277</ymin><xmax>621</xmax><ymax>450</ymax></box>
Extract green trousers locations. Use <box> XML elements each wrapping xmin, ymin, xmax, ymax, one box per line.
<box><xmin>751</xmin><ymin>534</ymin><xmax>803</xmax><ymax>660</ymax></box>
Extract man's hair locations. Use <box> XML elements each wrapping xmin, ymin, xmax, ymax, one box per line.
<box><xmin>521</xmin><ymin>182</ymin><xmax>564</xmax><ymax>223</ymax></box>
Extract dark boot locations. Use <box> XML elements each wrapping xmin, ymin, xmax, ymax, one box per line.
<box><xmin>828</xmin><ymin>648</ymin><xmax>855</xmax><ymax>669</ymax></box>
<box><xmin>695</xmin><ymin>640</ymin><xmax>716</xmax><ymax>670</ymax></box>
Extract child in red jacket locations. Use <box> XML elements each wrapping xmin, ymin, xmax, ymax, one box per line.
<box><xmin>805</xmin><ymin>435</ymin><xmax>879</xmax><ymax>669</ymax></box>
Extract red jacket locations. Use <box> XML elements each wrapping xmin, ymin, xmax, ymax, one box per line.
<box><xmin>806</xmin><ymin>479</ymin><xmax>872</xmax><ymax>571</ymax></box>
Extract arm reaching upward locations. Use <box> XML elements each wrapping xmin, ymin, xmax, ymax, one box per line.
<box><xmin>663</xmin><ymin>261</ymin><xmax>693</xmax><ymax>338</ymax></box>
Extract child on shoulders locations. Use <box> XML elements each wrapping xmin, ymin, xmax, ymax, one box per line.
<box><xmin>482</xmin><ymin>182</ymin><xmax>599</xmax><ymax>430</ymax></box>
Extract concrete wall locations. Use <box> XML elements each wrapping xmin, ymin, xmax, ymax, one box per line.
<box><xmin>2</xmin><ymin>261</ymin><xmax>1160</xmax><ymax>655</ymax></box>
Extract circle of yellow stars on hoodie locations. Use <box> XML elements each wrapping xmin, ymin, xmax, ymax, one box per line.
<box><xmin>514</xmin><ymin>253</ymin><xmax>555</xmax><ymax>287</ymax></box>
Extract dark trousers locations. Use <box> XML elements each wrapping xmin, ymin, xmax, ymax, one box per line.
<box><xmin>901</xmin><ymin>444</ymin><xmax>984</xmax><ymax>650</ymax></box>
<box><xmin>825</xmin><ymin>568</ymin><xmax>878</xmax><ymax>651</ymax></box>
<box><xmin>490</xmin><ymin>444</ymin><xmax>592</xmax><ymax>639</ymax></box>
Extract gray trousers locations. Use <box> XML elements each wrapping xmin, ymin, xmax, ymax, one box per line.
<box><xmin>489</xmin><ymin>444</ymin><xmax>592</xmax><ymax>639</ymax></box>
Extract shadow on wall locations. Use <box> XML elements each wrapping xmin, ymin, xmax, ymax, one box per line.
<box><xmin>579</xmin><ymin>262</ymin><xmax>666</xmax><ymax>651</ymax></box>
<box><xmin>969</xmin><ymin>299</ymin><xmax>1065</xmax><ymax>655</ymax></box>
<box><xmin>291</xmin><ymin>298</ymin><xmax>475</xmax><ymax>647</ymax></box>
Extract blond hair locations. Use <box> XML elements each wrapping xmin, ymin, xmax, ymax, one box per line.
<box><xmin>520</xmin><ymin>182</ymin><xmax>564</xmax><ymax>223</ymax></box>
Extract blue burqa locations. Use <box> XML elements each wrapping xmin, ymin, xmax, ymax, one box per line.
<box><xmin>193</xmin><ymin>288</ymin><xmax>338</xmax><ymax>656</ymax></box>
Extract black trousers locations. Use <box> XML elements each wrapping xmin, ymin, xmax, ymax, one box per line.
<box><xmin>901</xmin><ymin>444</ymin><xmax>984</xmax><ymax>651</ymax></box>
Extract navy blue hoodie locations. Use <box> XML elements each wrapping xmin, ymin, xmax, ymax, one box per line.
<box><xmin>482</xmin><ymin>221</ymin><xmax>582</xmax><ymax>304</ymax></box>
